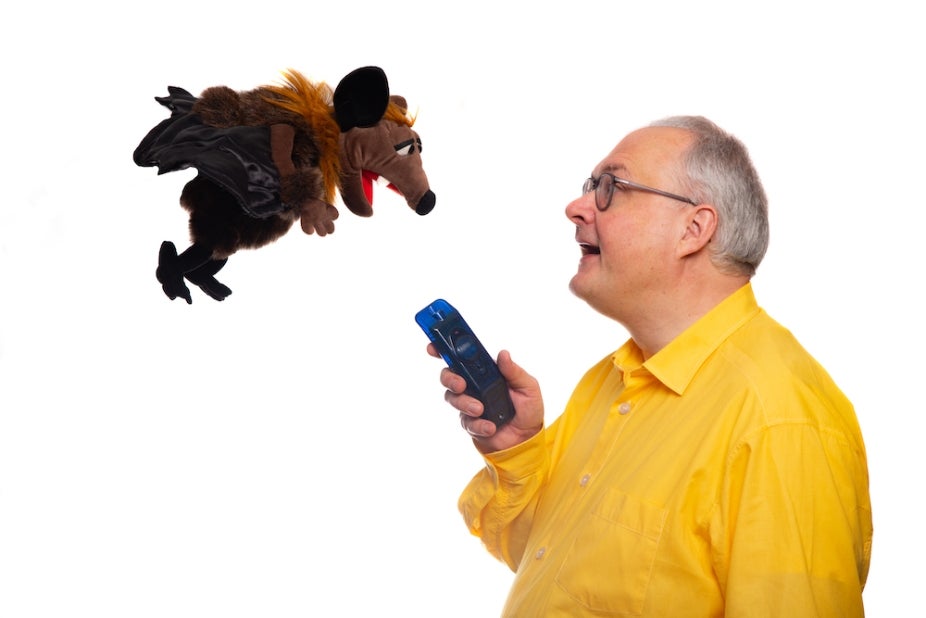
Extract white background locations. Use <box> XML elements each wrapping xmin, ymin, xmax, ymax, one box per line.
<box><xmin>1</xmin><ymin>1</ymin><xmax>922</xmax><ymax>615</ymax></box>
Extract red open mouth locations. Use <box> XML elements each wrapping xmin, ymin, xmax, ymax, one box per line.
<box><xmin>362</xmin><ymin>170</ymin><xmax>401</xmax><ymax>204</ymax></box>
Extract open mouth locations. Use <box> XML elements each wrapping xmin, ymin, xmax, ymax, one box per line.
<box><xmin>579</xmin><ymin>242</ymin><xmax>600</xmax><ymax>256</ymax></box>
<box><xmin>362</xmin><ymin>169</ymin><xmax>401</xmax><ymax>204</ymax></box>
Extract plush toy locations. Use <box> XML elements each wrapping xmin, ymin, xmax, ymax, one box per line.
<box><xmin>133</xmin><ymin>66</ymin><xmax>435</xmax><ymax>303</ymax></box>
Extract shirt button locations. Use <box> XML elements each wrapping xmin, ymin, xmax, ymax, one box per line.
<box><xmin>618</xmin><ymin>402</ymin><xmax>632</xmax><ymax>415</ymax></box>
<box><xmin>535</xmin><ymin>547</ymin><xmax>546</xmax><ymax>560</ymax></box>
<box><xmin>580</xmin><ymin>474</ymin><xmax>591</xmax><ymax>487</ymax></box>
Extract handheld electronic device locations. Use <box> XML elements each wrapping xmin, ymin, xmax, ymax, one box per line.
<box><xmin>415</xmin><ymin>299</ymin><xmax>515</xmax><ymax>427</ymax></box>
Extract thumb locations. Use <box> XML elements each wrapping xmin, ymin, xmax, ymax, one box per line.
<box><xmin>495</xmin><ymin>349</ymin><xmax>545</xmax><ymax>436</ymax></box>
<box><xmin>496</xmin><ymin>349</ymin><xmax>533</xmax><ymax>391</ymax></box>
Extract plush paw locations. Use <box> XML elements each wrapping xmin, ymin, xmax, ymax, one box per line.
<box><xmin>156</xmin><ymin>241</ymin><xmax>192</xmax><ymax>304</ymax></box>
<box><xmin>185</xmin><ymin>258</ymin><xmax>231</xmax><ymax>301</ymax></box>
<box><xmin>191</xmin><ymin>276</ymin><xmax>232</xmax><ymax>302</ymax></box>
<box><xmin>300</xmin><ymin>198</ymin><xmax>339</xmax><ymax>236</ymax></box>
<box><xmin>161</xmin><ymin>278</ymin><xmax>193</xmax><ymax>304</ymax></box>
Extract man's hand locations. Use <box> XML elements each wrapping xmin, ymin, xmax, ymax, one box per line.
<box><xmin>430</xmin><ymin>346</ymin><xmax>544</xmax><ymax>454</ymax></box>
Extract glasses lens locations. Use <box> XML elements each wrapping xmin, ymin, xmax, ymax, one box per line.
<box><xmin>582</xmin><ymin>177</ymin><xmax>595</xmax><ymax>196</ymax></box>
<box><xmin>596</xmin><ymin>174</ymin><xmax>614</xmax><ymax>211</ymax></box>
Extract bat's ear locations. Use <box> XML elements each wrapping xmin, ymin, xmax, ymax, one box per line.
<box><xmin>333</xmin><ymin>66</ymin><xmax>390</xmax><ymax>131</ymax></box>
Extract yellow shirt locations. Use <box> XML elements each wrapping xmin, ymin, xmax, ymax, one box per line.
<box><xmin>459</xmin><ymin>284</ymin><xmax>872</xmax><ymax>617</ymax></box>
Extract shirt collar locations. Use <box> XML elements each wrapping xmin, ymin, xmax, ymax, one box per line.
<box><xmin>612</xmin><ymin>283</ymin><xmax>762</xmax><ymax>395</ymax></box>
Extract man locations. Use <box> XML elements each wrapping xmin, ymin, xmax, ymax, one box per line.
<box><xmin>429</xmin><ymin>116</ymin><xmax>872</xmax><ymax>616</ymax></box>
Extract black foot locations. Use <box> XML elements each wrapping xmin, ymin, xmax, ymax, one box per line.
<box><xmin>156</xmin><ymin>241</ymin><xmax>192</xmax><ymax>304</ymax></box>
<box><xmin>186</xmin><ymin>258</ymin><xmax>232</xmax><ymax>301</ymax></box>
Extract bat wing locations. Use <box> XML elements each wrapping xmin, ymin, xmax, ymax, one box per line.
<box><xmin>134</xmin><ymin>88</ymin><xmax>285</xmax><ymax>219</ymax></box>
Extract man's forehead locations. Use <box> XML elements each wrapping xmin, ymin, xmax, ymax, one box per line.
<box><xmin>593</xmin><ymin>126</ymin><xmax>691</xmax><ymax>176</ymax></box>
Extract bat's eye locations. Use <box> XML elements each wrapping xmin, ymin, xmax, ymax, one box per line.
<box><xmin>394</xmin><ymin>138</ymin><xmax>416</xmax><ymax>156</ymax></box>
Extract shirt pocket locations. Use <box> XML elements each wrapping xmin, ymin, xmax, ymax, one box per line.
<box><xmin>555</xmin><ymin>488</ymin><xmax>666</xmax><ymax>616</ymax></box>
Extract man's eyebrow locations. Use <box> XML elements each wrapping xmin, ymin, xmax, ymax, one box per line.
<box><xmin>597</xmin><ymin>163</ymin><xmax>627</xmax><ymax>176</ymax></box>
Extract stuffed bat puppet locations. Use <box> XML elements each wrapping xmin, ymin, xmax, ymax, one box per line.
<box><xmin>134</xmin><ymin>66</ymin><xmax>435</xmax><ymax>303</ymax></box>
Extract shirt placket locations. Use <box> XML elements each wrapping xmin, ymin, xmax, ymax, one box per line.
<box><xmin>578</xmin><ymin>365</ymin><xmax>652</xmax><ymax>491</ymax></box>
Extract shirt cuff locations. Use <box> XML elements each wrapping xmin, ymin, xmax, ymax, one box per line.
<box><xmin>482</xmin><ymin>427</ymin><xmax>548</xmax><ymax>483</ymax></box>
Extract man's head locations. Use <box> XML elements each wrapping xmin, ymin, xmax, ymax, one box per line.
<box><xmin>649</xmin><ymin>116</ymin><xmax>769</xmax><ymax>277</ymax></box>
<box><xmin>566</xmin><ymin>116</ymin><xmax>768</xmax><ymax>340</ymax></box>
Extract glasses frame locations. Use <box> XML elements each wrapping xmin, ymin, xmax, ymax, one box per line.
<box><xmin>583</xmin><ymin>172</ymin><xmax>697</xmax><ymax>211</ymax></box>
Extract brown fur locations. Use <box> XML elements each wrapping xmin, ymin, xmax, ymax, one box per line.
<box><xmin>139</xmin><ymin>66</ymin><xmax>435</xmax><ymax>302</ymax></box>
<box><xmin>183</xmin><ymin>80</ymin><xmax>328</xmax><ymax>258</ymax></box>
<box><xmin>262</xmin><ymin>70</ymin><xmax>341</xmax><ymax>204</ymax></box>
<box><xmin>180</xmin><ymin>176</ymin><xmax>298</xmax><ymax>256</ymax></box>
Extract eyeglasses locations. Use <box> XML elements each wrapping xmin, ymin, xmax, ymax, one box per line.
<box><xmin>582</xmin><ymin>172</ymin><xmax>697</xmax><ymax>211</ymax></box>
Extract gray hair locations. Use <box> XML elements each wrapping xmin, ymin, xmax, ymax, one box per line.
<box><xmin>649</xmin><ymin>116</ymin><xmax>769</xmax><ymax>277</ymax></box>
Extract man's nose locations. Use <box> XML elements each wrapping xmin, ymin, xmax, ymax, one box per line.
<box><xmin>566</xmin><ymin>191</ymin><xmax>596</xmax><ymax>223</ymax></box>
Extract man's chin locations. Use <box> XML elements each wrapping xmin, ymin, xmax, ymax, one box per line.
<box><xmin>568</xmin><ymin>275</ymin><xmax>586</xmax><ymax>299</ymax></box>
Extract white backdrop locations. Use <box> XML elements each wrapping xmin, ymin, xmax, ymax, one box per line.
<box><xmin>1</xmin><ymin>1</ymin><xmax>922</xmax><ymax>615</ymax></box>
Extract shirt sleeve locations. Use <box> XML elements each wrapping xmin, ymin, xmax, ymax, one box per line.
<box><xmin>711</xmin><ymin>421</ymin><xmax>873</xmax><ymax>616</ymax></box>
<box><xmin>457</xmin><ymin>429</ymin><xmax>551</xmax><ymax>571</ymax></box>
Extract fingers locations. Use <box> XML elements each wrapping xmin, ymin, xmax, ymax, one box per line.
<box><xmin>300</xmin><ymin>216</ymin><xmax>318</xmax><ymax>235</ymax></box>
<box><xmin>426</xmin><ymin>344</ymin><xmax>531</xmax><ymax>445</ymax></box>
<box><xmin>316</xmin><ymin>205</ymin><xmax>339</xmax><ymax>235</ymax></box>
<box><xmin>301</xmin><ymin>217</ymin><xmax>336</xmax><ymax>236</ymax></box>
<box><xmin>460</xmin><ymin>414</ymin><xmax>498</xmax><ymax>439</ymax></box>
<box><xmin>300</xmin><ymin>202</ymin><xmax>339</xmax><ymax>236</ymax></box>
<box><xmin>439</xmin><ymin>367</ymin><xmax>502</xmax><ymax>439</ymax></box>
<box><xmin>440</xmin><ymin>367</ymin><xmax>472</xmax><ymax>404</ymax></box>
<box><xmin>439</xmin><ymin>367</ymin><xmax>483</xmax><ymax>415</ymax></box>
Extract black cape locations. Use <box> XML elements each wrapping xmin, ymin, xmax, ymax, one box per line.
<box><xmin>133</xmin><ymin>87</ymin><xmax>286</xmax><ymax>219</ymax></box>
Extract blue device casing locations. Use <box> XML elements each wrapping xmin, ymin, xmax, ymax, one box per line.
<box><xmin>416</xmin><ymin>299</ymin><xmax>515</xmax><ymax>427</ymax></box>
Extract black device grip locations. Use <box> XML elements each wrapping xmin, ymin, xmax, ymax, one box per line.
<box><xmin>415</xmin><ymin>299</ymin><xmax>516</xmax><ymax>427</ymax></box>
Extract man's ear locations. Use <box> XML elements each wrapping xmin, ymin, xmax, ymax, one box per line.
<box><xmin>678</xmin><ymin>204</ymin><xmax>718</xmax><ymax>257</ymax></box>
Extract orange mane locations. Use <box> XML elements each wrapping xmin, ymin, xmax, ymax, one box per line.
<box><xmin>262</xmin><ymin>69</ymin><xmax>341</xmax><ymax>204</ymax></box>
<box><xmin>262</xmin><ymin>68</ymin><xmax>417</xmax><ymax>203</ymax></box>
<box><xmin>384</xmin><ymin>101</ymin><xmax>416</xmax><ymax>127</ymax></box>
